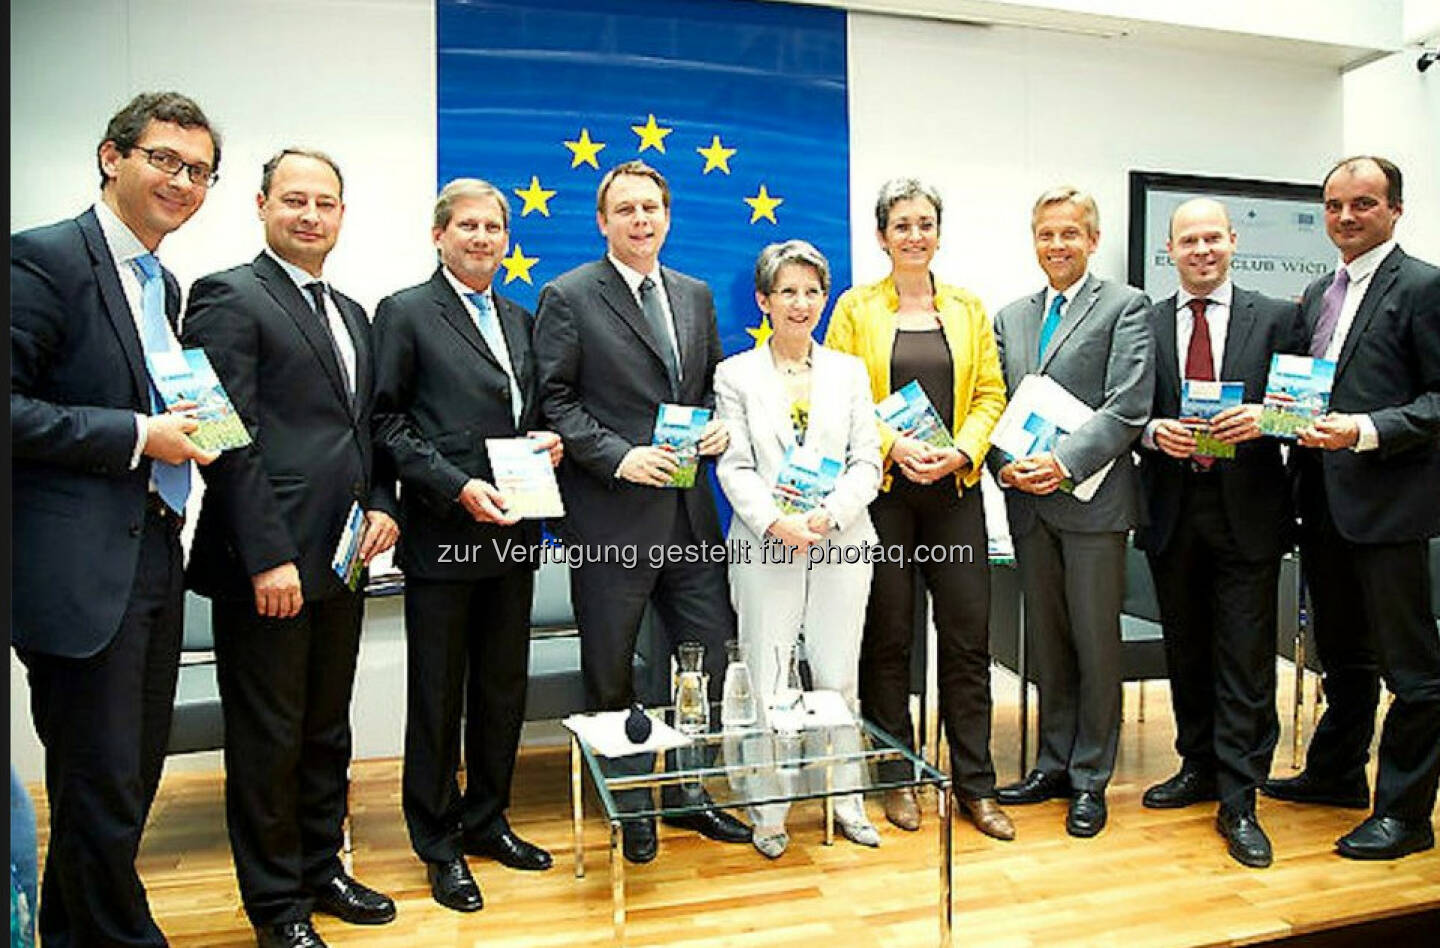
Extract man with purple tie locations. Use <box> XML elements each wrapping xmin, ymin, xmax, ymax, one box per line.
<box><xmin>1262</xmin><ymin>156</ymin><xmax>1440</xmax><ymax>861</ymax></box>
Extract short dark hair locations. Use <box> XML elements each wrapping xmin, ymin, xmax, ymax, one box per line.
<box><xmin>874</xmin><ymin>178</ymin><xmax>943</xmax><ymax>233</ymax></box>
<box><xmin>596</xmin><ymin>160</ymin><xmax>671</xmax><ymax>215</ymax></box>
<box><xmin>1323</xmin><ymin>155</ymin><xmax>1403</xmax><ymax>207</ymax></box>
<box><xmin>434</xmin><ymin>178</ymin><xmax>510</xmax><ymax>231</ymax></box>
<box><xmin>260</xmin><ymin>148</ymin><xmax>345</xmax><ymax>198</ymax></box>
<box><xmin>97</xmin><ymin>91</ymin><xmax>220</xmax><ymax>190</ymax></box>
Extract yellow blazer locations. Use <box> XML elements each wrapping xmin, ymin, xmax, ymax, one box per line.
<box><xmin>823</xmin><ymin>274</ymin><xmax>1006</xmax><ymax>494</ymax></box>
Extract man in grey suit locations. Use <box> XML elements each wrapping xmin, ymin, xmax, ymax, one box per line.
<box><xmin>992</xmin><ymin>186</ymin><xmax>1153</xmax><ymax>837</ymax></box>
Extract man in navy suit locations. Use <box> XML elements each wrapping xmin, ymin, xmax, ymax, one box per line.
<box><xmin>184</xmin><ymin>149</ymin><xmax>400</xmax><ymax>948</ymax></box>
<box><xmin>11</xmin><ymin>90</ymin><xmax>221</xmax><ymax>947</ymax></box>
<box><xmin>533</xmin><ymin>160</ymin><xmax>751</xmax><ymax>863</ymax></box>
<box><xmin>372</xmin><ymin>179</ymin><xmax>562</xmax><ymax>913</ymax></box>
<box><xmin>1263</xmin><ymin>156</ymin><xmax>1440</xmax><ymax>861</ymax></box>
<box><xmin>1135</xmin><ymin>198</ymin><xmax>1305</xmax><ymax>868</ymax></box>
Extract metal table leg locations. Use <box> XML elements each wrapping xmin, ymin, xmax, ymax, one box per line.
<box><xmin>938</xmin><ymin>781</ymin><xmax>952</xmax><ymax>947</ymax></box>
<box><xmin>1017</xmin><ymin>592</ymin><xmax>1029</xmax><ymax>776</ymax></box>
<box><xmin>571</xmin><ymin>736</ymin><xmax>585</xmax><ymax>878</ymax></box>
<box><xmin>610</xmin><ymin>821</ymin><xmax>626</xmax><ymax>945</ymax></box>
<box><xmin>824</xmin><ymin>730</ymin><xmax>834</xmax><ymax>846</ymax></box>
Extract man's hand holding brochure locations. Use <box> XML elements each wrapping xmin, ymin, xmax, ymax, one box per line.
<box><xmin>990</xmin><ymin>374</ymin><xmax>1114</xmax><ymax>501</ymax></box>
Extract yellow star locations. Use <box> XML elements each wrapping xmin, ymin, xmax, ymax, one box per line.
<box><xmin>696</xmin><ymin>135</ymin><xmax>737</xmax><ymax>175</ymax></box>
<box><xmin>745</xmin><ymin>315</ymin><xmax>773</xmax><ymax>347</ymax></box>
<box><xmin>500</xmin><ymin>244</ymin><xmax>539</xmax><ymax>285</ymax></box>
<box><xmin>743</xmin><ymin>184</ymin><xmax>784</xmax><ymax>224</ymax></box>
<box><xmin>564</xmin><ymin>129</ymin><xmax>606</xmax><ymax>170</ymax></box>
<box><xmin>513</xmin><ymin>176</ymin><xmax>557</xmax><ymax>217</ymax></box>
<box><xmin>630</xmin><ymin>114</ymin><xmax>673</xmax><ymax>154</ymax></box>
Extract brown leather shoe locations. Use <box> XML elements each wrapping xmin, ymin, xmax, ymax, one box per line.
<box><xmin>883</xmin><ymin>788</ymin><xmax>921</xmax><ymax>831</ymax></box>
<box><xmin>960</xmin><ymin>797</ymin><xmax>1015</xmax><ymax>841</ymax></box>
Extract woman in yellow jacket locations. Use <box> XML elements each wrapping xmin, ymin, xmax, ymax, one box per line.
<box><xmin>824</xmin><ymin>178</ymin><xmax>1012</xmax><ymax>840</ymax></box>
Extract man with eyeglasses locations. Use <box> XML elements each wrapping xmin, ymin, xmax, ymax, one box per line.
<box><xmin>183</xmin><ymin>149</ymin><xmax>400</xmax><ymax>948</ymax></box>
<box><xmin>12</xmin><ymin>90</ymin><xmax>221</xmax><ymax>948</ymax></box>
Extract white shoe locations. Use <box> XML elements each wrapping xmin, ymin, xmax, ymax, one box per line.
<box><xmin>753</xmin><ymin>826</ymin><xmax>789</xmax><ymax>859</ymax></box>
<box><xmin>836</xmin><ymin>816</ymin><xmax>880</xmax><ymax>848</ymax></box>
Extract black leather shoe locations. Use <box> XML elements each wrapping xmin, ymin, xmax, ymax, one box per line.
<box><xmin>662</xmin><ymin>808</ymin><xmax>752</xmax><ymax>843</ymax></box>
<box><xmin>1143</xmin><ymin>767</ymin><xmax>1218</xmax><ymax>809</ymax></box>
<box><xmin>257</xmin><ymin>920</ymin><xmax>327</xmax><ymax>948</ymax></box>
<box><xmin>1335</xmin><ymin>815</ymin><xmax>1436</xmax><ymax>861</ymax></box>
<box><xmin>1261</xmin><ymin>771</ymin><xmax>1369</xmax><ymax>809</ymax></box>
<box><xmin>465</xmin><ymin>829</ymin><xmax>554</xmax><ymax>871</ymax></box>
<box><xmin>1066</xmin><ymin>791</ymin><xmax>1107</xmax><ymax>838</ymax></box>
<box><xmin>311</xmin><ymin>872</ymin><xmax>396</xmax><ymax>925</ymax></box>
<box><xmin>426</xmin><ymin>857</ymin><xmax>483</xmax><ymax>912</ymax></box>
<box><xmin>1216</xmin><ymin>808</ymin><xmax>1273</xmax><ymax>868</ymax></box>
<box><xmin>622</xmin><ymin>818</ymin><xmax>658</xmax><ymax>864</ymax></box>
<box><xmin>997</xmin><ymin>770</ymin><xmax>1071</xmax><ymax>805</ymax></box>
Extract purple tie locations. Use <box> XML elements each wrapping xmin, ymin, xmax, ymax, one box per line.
<box><xmin>1309</xmin><ymin>268</ymin><xmax>1350</xmax><ymax>358</ymax></box>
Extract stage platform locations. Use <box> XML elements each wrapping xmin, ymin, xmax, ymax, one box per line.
<box><xmin>26</xmin><ymin>666</ymin><xmax>1440</xmax><ymax>946</ymax></box>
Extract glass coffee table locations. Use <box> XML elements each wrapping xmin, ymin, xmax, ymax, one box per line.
<box><xmin>568</xmin><ymin>706</ymin><xmax>953</xmax><ymax>945</ymax></box>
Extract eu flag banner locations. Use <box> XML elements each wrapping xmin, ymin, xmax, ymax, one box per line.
<box><xmin>436</xmin><ymin>0</ymin><xmax>850</xmax><ymax>355</ymax></box>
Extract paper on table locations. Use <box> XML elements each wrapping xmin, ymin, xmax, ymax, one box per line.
<box><xmin>766</xmin><ymin>690</ymin><xmax>855</xmax><ymax>732</ymax></box>
<box><xmin>562</xmin><ymin>710</ymin><xmax>692</xmax><ymax>758</ymax></box>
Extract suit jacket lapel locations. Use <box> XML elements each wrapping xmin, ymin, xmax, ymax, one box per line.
<box><xmin>1335</xmin><ymin>248</ymin><xmax>1401</xmax><ymax>380</ymax></box>
<box><xmin>78</xmin><ymin>210</ymin><xmax>149</xmax><ymax>409</ymax></box>
<box><xmin>431</xmin><ymin>270</ymin><xmax>499</xmax><ymax>370</ymax></box>
<box><xmin>334</xmin><ymin>294</ymin><xmax>368</xmax><ymax>418</ymax></box>
<box><xmin>1039</xmin><ymin>278</ymin><xmax>1098</xmax><ymax>373</ymax></box>
<box><xmin>1018</xmin><ymin>291</ymin><xmax>1045</xmax><ymax>375</ymax></box>
<box><xmin>597</xmin><ymin>259</ymin><xmax>673</xmax><ymax>382</ymax></box>
<box><xmin>750</xmin><ymin>345</ymin><xmax>795</xmax><ymax>452</ymax></box>
<box><xmin>1220</xmin><ymin>290</ymin><xmax>1257</xmax><ymax>380</ymax></box>
<box><xmin>1153</xmin><ymin>296</ymin><xmax>1181</xmax><ymax>405</ymax></box>
<box><xmin>662</xmin><ymin>266</ymin><xmax>699</xmax><ymax>390</ymax></box>
<box><xmin>253</xmin><ymin>252</ymin><xmax>351</xmax><ymax>411</ymax></box>
<box><xmin>805</xmin><ymin>346</ymin><xmax>843</xmax><ymax>455</ymax></box>
<box><xmin>496</xmin><ymin>294</ymin><xmax>533</xmax><ymax>416</ymax></box>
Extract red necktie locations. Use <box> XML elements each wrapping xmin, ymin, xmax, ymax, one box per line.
<box><xmin>1184</xmin><ymin>298</ymin><xmax>1214</xmax><ymax>381</ymax></box>
<box><xmin>1185</xmin><ymin>298</ymin><xmax>1215</xmax><ymax>470</ymax></box>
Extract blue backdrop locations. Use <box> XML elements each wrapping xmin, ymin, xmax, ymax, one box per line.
<box><xmin>436</xmin><ymin>0</ymin><xmax>851</xmax><ymax>354</ymax></box>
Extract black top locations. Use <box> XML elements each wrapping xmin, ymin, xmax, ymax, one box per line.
<box><xmin>891</xmin><ymin>327</ymin><xmax>954</xmax><ymax>431</ymax></box>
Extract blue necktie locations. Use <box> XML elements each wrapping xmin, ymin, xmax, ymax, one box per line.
<box><xmin>465</xmin><ymin>292</ymin><xmax>523</xmax><ymax>424</ymax></box>
<box><xmin>132</xmin><ymin>254</ymin><xmax>190</xmax><ymax>514</ymax></box>
<box><xmin>1036</xmin><ymin>292</ymin><xmax>1065</xmax><ymax>363</ymax></box>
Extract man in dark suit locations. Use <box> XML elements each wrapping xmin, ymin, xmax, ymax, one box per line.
<box><xmin>1261</xmin><ymin>156</ymin><xmax>1440</xmax><ymax>861</ymax></box>
<box><xmin>183</xmin><ymin>148</ymin><xmax>400</xmax><ymax>948</ymax></box>
<box><xmin>11</xmin><ymin>90</ymin><xmax>221</xmax><ymax>947</ymax></box>
<box><xmin>1134</xmin><ymin>198</ymin><xmax>1305</xmax><ymax>868</ymax></box>
<box><xmin>372</xmin><ymin>178</ymin><xmax>562</xmax><ymax>913</ymax></box>
<box><xmin>992</xmin><ymin>186</ymin><xmax>1153</xmax><ymax>838</ymax></box>
<box><xmin>533</xmin><ymin>160</ymin><xmax>751</xmax><ymax>863</ymax></box>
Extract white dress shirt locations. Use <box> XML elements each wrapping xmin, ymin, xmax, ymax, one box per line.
<box><xmin>1141</xmin><ymin>281</ymin><xmax>1233</xmax><ymax>448</ymax></box>
<box><xmin>442</xmin><ymin>267</ymin><xmax>522</xmax><ymax>424</ymax></box>
<box><xmin>265</xmin><ymin>248</ymin><xmax>357</xmax><ymax>397</ymax></box>
<box><xmin>93</xmin><ymin>201</ymin><xmax>182</xmax><ymax>472</ymax></box>
<box><xmin>607</xmin><ymin>252</ymin><xmax>682</xmax><ymax>380</ymax></box>
<box><xmin>1322</xmin><ymin>240</ymin><xmax>1393</xmax><ymax>452</ymax></box>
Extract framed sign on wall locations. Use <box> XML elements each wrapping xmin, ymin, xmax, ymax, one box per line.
<box><xmin>1128</xmin><ymin>171</ymin><xmax>1333</xmax><ymax>302</ymax></box>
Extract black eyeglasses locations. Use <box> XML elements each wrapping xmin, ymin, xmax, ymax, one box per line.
<box><xmin>134</xmin><ymin>147</ymin><xmax>219</xmax><ymax>187</ymax></box>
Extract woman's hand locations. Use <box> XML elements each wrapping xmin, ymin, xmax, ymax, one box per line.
<box><xmin>889</xmin><ymin>434</ymin><xmax>939</xmax><ymax>482</ymax></box>
<box><xmin>765</xmin><ymin>513</ymin><xmax>824</xmax><ymax>553</ymax></box>
<box><xmin>902</xmin><ymin>446</ymin><xmax>970</xmax><ymax>485</ymax></box>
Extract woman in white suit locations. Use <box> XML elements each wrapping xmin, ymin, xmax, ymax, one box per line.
<box><xmin>715</xmin><ymin>240</ymin><xmax>883</xmax><ymax>858</ymax></box>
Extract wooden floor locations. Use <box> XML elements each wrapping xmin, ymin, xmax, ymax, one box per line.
<box><xmin>26</xmin><ymin>665</ymin><xmax>1440</xmax><ymax>946</ymax></box>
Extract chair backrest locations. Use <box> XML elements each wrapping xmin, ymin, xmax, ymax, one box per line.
<box><xmin>181</xmin><ymin>592</ymin><xmax>214</xmax><ymax>651</ymax></box>
<box><xmin>530</xmin><ymin>558</ymin><xmax>575</xmax><ymax>631</ymax></box>
<box><xmin>1122</xmin><ymin>542</ymin><xmax>1163</xmax><ymax>623</ymax></box>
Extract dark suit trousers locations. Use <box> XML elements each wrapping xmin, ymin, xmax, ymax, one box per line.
<box><xmin>862</xmin><ymin>481</ymin><xmax>996</xmax><ymax>796</ymax></box>
<box><xmin>402</xmin><ymin>571</ymin><xmax>534</xmax><ymax>862</ymax></box>
<box><xmin>20</xmin><ymin>506</ymin><xmax>182</xmax><ymax>948</ymax></box>
<box><xmin>212</xmin><ymin>591</ymin><xmax>363</xmax><ymax>926</ymax></box>
<box><xmin>1015</xmin><ymin>521</ymin><xmax>1126</xmax><ymax>792</ymax></box>
<box><xmin>1146</xmin><ymin>474</ymin><xmax>1280</xmax><ymax>810</ymax></box>
<box><xmin>570</xmin><ymin>495</ymin><xmax>735</xmax><ymax>808</ymax></box>
<box><xmin>1297</xmin><ymin>459</ymin><xmax>1440</xmax><ymax>820</ymax></box>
